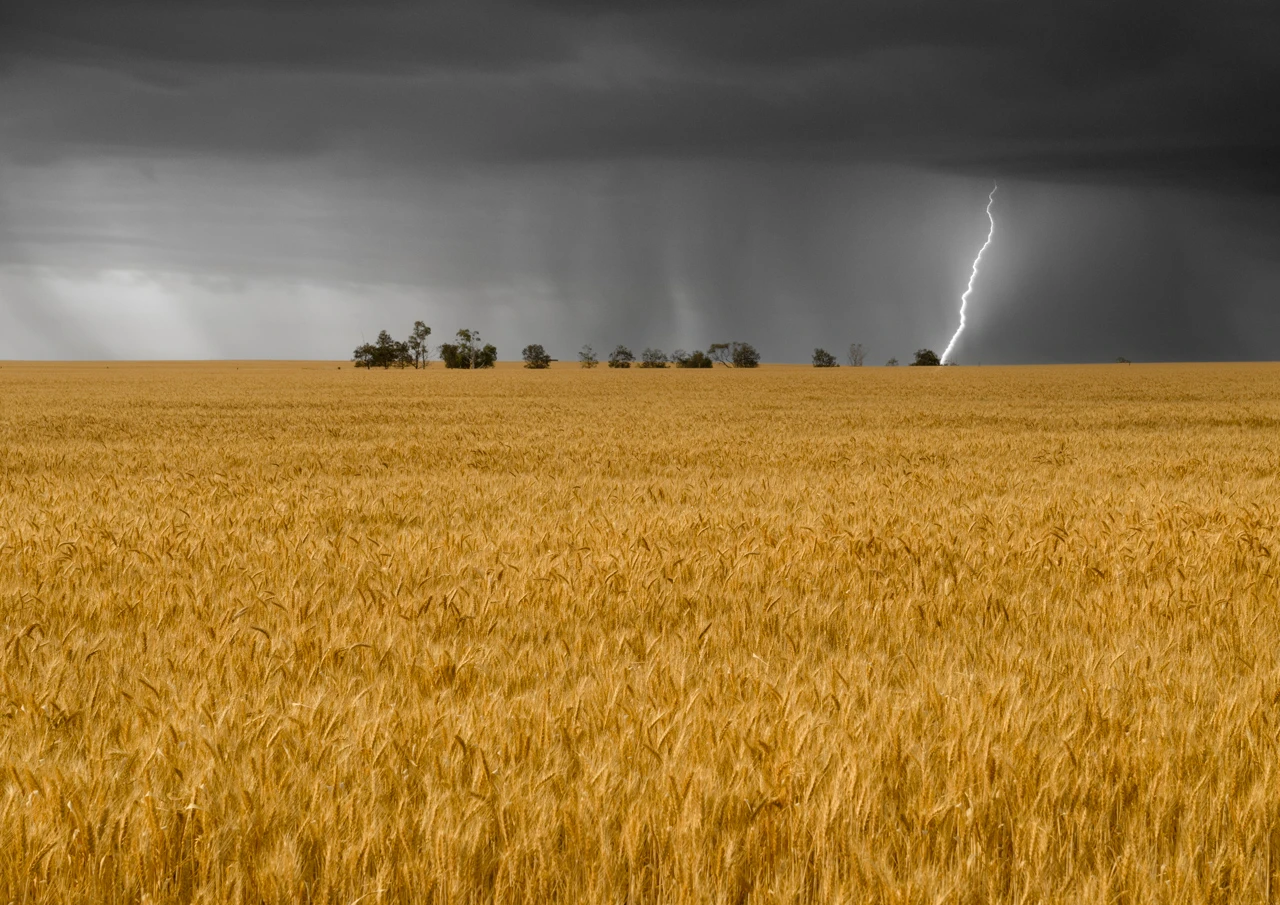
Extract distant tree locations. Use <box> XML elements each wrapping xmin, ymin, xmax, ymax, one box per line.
<box><xmin>438</xmin><ymin>343</ymin><xmax>462</xmax><ymax>368</ymax></box>
<box><xmin>1116</xmin><ymin>356</ymin><xmax>1131</xmax><ymax>364</ymax></box>
<box><xmin>457</xmin><ymin>328</ymin><xmax>481</xmax><ymax>369</ymax></box>
<box><xmin>440</xmin><ymin>328</ymin><xmax>493</xmax><ymax>369</ymax></box>
<box><xmin>440</xmin><ymin>330</ymin><xmax>497</xmax><ymax>369</ymax></box>
<box><xmin>375</xmin><ymin>330</ymin><xmax>395</xmax><ymax>368</ymax></box>
<box><xmin>847</xmin><ymin>342</ymin><xmax>866</xmax><ymax>367</ymax></box>
<box><xmin>522</xmin><ymin>343</ymin><xmax>551</xmax><ymax>369</ymax></box>
<box><xmin>707</xmin><ymin>341</ymin><xmax>761</xmax><ymax>368</ymax></box>
<box><xmin>911</xmin><ymin>348</ymin><xmax>941</xmax><ymax>367</ymax></box>
<box><xmin>670</xmin><ymin>349</ymin><xmax>688</xmax><ymax>365</ymax></box>
<box><xmin>639</xmin><ymin>348</ymin><xmax>669</xmax><ymax>368</ymax></box>
<box><xmin>675</xmin><ymin>350</ymin><xmax>713</xmax><ymax>368</ymax></box>
<box><xmin>608</xmin><ymin>345</ymin><xmax>635</xmax><ymax>368</ymax></box>
<box><xmin>731</xmin><ymin>342</ymin><xmax>761</xmax><ymax>368</ymax></box>
<box><xmin>354</xmin><ymin>326</ymin><xmax>415</xmax><ymax>368</ymax></box>
<box><xmin>812</xmin><ymin>348</ymin><xmax>839</xmax><ymax>368</ymax></box>
<box><xmin>579</xmin><ymin>344</ymin><xmax>599</xmax><ymax>368</ymax></box>
<box><xmin>352</xmin><ymin>342</ymin><xmax>377</xmax><ymax>368</ymax></box>
<box><xmin>384</xmin><ymin>330</ymin><xmax>415</xmax><ymax>368</ymax></box>
<box><xmin>352</xmin><ymin>330</ymin><xmax>405</xmax><ymax>369</ymax></box>
<box><xmin>474</xmin><ymin>344</ymin><xmax>498</xmax><ymax>368</ymax></box>
<box><xmin>406</xmin><ymin>321</ymin><xmax>432</xmax><ymax>368</ymax></box>
<box><xmin>886</xmin><ymin>357</ymin><xmax>899</xmax><ymax>366</ymax></box>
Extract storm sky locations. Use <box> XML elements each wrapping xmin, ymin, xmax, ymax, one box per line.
<box><xmin>2</xmin><ymin>0</ymin><xmax>1278</xmax><ymax>362</ymax></box>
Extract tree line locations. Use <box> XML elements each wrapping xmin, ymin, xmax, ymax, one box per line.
<box><xmin>809</xmin><ymin>345</ymin><xmax>942</xmax><ymax>367</ymax></box>
<box><xmin>573</xmin><ymin>342</ymin><xmax>760</xmax><ymax>369</ymax></box>
<box><xmin>355</xmin><ymin>323</ymin><xmax>945</xmax><ymax>369</ymax></box>
<box><xmin>353</xmin><ymin>323</ymin><xmax>765</xmax><ymax>369</ymax></box>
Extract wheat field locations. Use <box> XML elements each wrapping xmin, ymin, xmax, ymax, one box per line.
<box><xmin>1</xmin><ymin>361</ymin><xmax>1278</xmax><ymax>904</ymax></box>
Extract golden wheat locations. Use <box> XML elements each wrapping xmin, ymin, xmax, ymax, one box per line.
<box><xmin>1</xmin><ymin>361</ymin><xmax>1278</xmax><ymax>903</ymax></box>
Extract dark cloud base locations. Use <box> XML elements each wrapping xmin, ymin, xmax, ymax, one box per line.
<box><xmin>4</xmin><ymin>0</ymin><xmax>1279</xmax><ymax>190</ymax></box>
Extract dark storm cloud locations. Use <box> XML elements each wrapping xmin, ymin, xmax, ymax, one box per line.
<box><xmin>2</xmin><ymin>0</ymin><xmax>1279</xmax><ymax>364</ymax></box>
<box><xmin>3</xmin><ymin>0</ymin><xmax>1278</xmax><ymax>189</ymax></box>
<box><xmin>959</xmin><ymin>185</ymin><xmax>1238</xmax><ymax>364</ymax></box>
<box><xmin>1</xmin><ymin>1</ymin><xmax>578</xmax><ymax>73</ymax></box>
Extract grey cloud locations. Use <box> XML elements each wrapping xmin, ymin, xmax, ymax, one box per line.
<box><xmin>2</xmin><ymin>1</ymin><xmax>578</xmax><ymax>73</ymax></box>
<box><xmin>2</xmin><ymin>1</ymin><xmax>1277</xmax><ymax>190</ymax></box>
<box><xmin>960</xmin><ymin>185</ymin><xmax>1243</xmax><ymax>364</ymax></box>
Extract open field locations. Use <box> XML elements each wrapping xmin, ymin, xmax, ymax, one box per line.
<box><xmin>2</xmin><ymin>361</ymin><xmax>1279</xmax><ymax>904</ymax></box>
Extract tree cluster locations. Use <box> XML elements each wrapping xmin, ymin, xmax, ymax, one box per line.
<box><xmin>808</xmin><ymin>341</ymin><xmax>872</xmax><ymax>368</ymax></box>
<box><xmin>594</xmin><ymin>342</ymin><xmax>759</xmax><ymax>369</ymax></box>
<box><xmin>353</xmin><ymin>322</ymin><xmax>433</xmax><ymax>369</ymax></box>
<box><xmin>672</xmin><ymin>350</ymin><xmax>714</xmax><ymax>368</ymax></box>
<box><xmin>353</xmin><ymin>323</ymin><xmax>501</xmax><ymax>369</ymax></box>
<box><xmin>439</xmin><ymin>329</ymin><xmax>497</xmax><ymax>369</ymax></box>
<box><xmin>708</xmin><ymin>342</ymin><xmax>761</xmax><ymax>368</ymax></box>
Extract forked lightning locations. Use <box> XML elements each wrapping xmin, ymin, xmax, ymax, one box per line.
<box><xmin>941</xmin><ymin>182</ymin><xmax>997</xmax><ymax>365</ymax></box>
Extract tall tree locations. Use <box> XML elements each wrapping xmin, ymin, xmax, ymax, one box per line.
<box><xmin>406</xmin><ymin>321</ymin><xmax>432</xmax><ymax>368</ymax></box>
<box><xmin>455</xmin><ymin>328</ymin><xmax>481</xmax><ymax>369</ymax></box>
<box><xmin>373</xmin><ymin>330</ymin><xmax>410</xmax><ymax>368</ymax></box>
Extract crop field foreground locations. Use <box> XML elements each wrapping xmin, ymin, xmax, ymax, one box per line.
<box><xmin>2</xmin><ymin>361</ymin><xmax>1280</xmax><ymax>904</ymax></box>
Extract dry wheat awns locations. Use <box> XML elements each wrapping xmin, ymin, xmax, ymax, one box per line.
<box><xmin>1</xmin><ymin>360</ymin><xmax>1278</xmax><ymax>903</ymax></box>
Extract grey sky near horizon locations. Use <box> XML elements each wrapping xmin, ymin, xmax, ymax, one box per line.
<box><xmin>1</xmin><ymin>1</ymin><xmax>1278</xmax><ymax>363</ymax></box>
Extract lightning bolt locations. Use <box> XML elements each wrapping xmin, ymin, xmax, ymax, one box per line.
<box><xmin>941</xmin><ymin>182</ymin><xmax>997</xmax><ymax>365</ymax></box>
